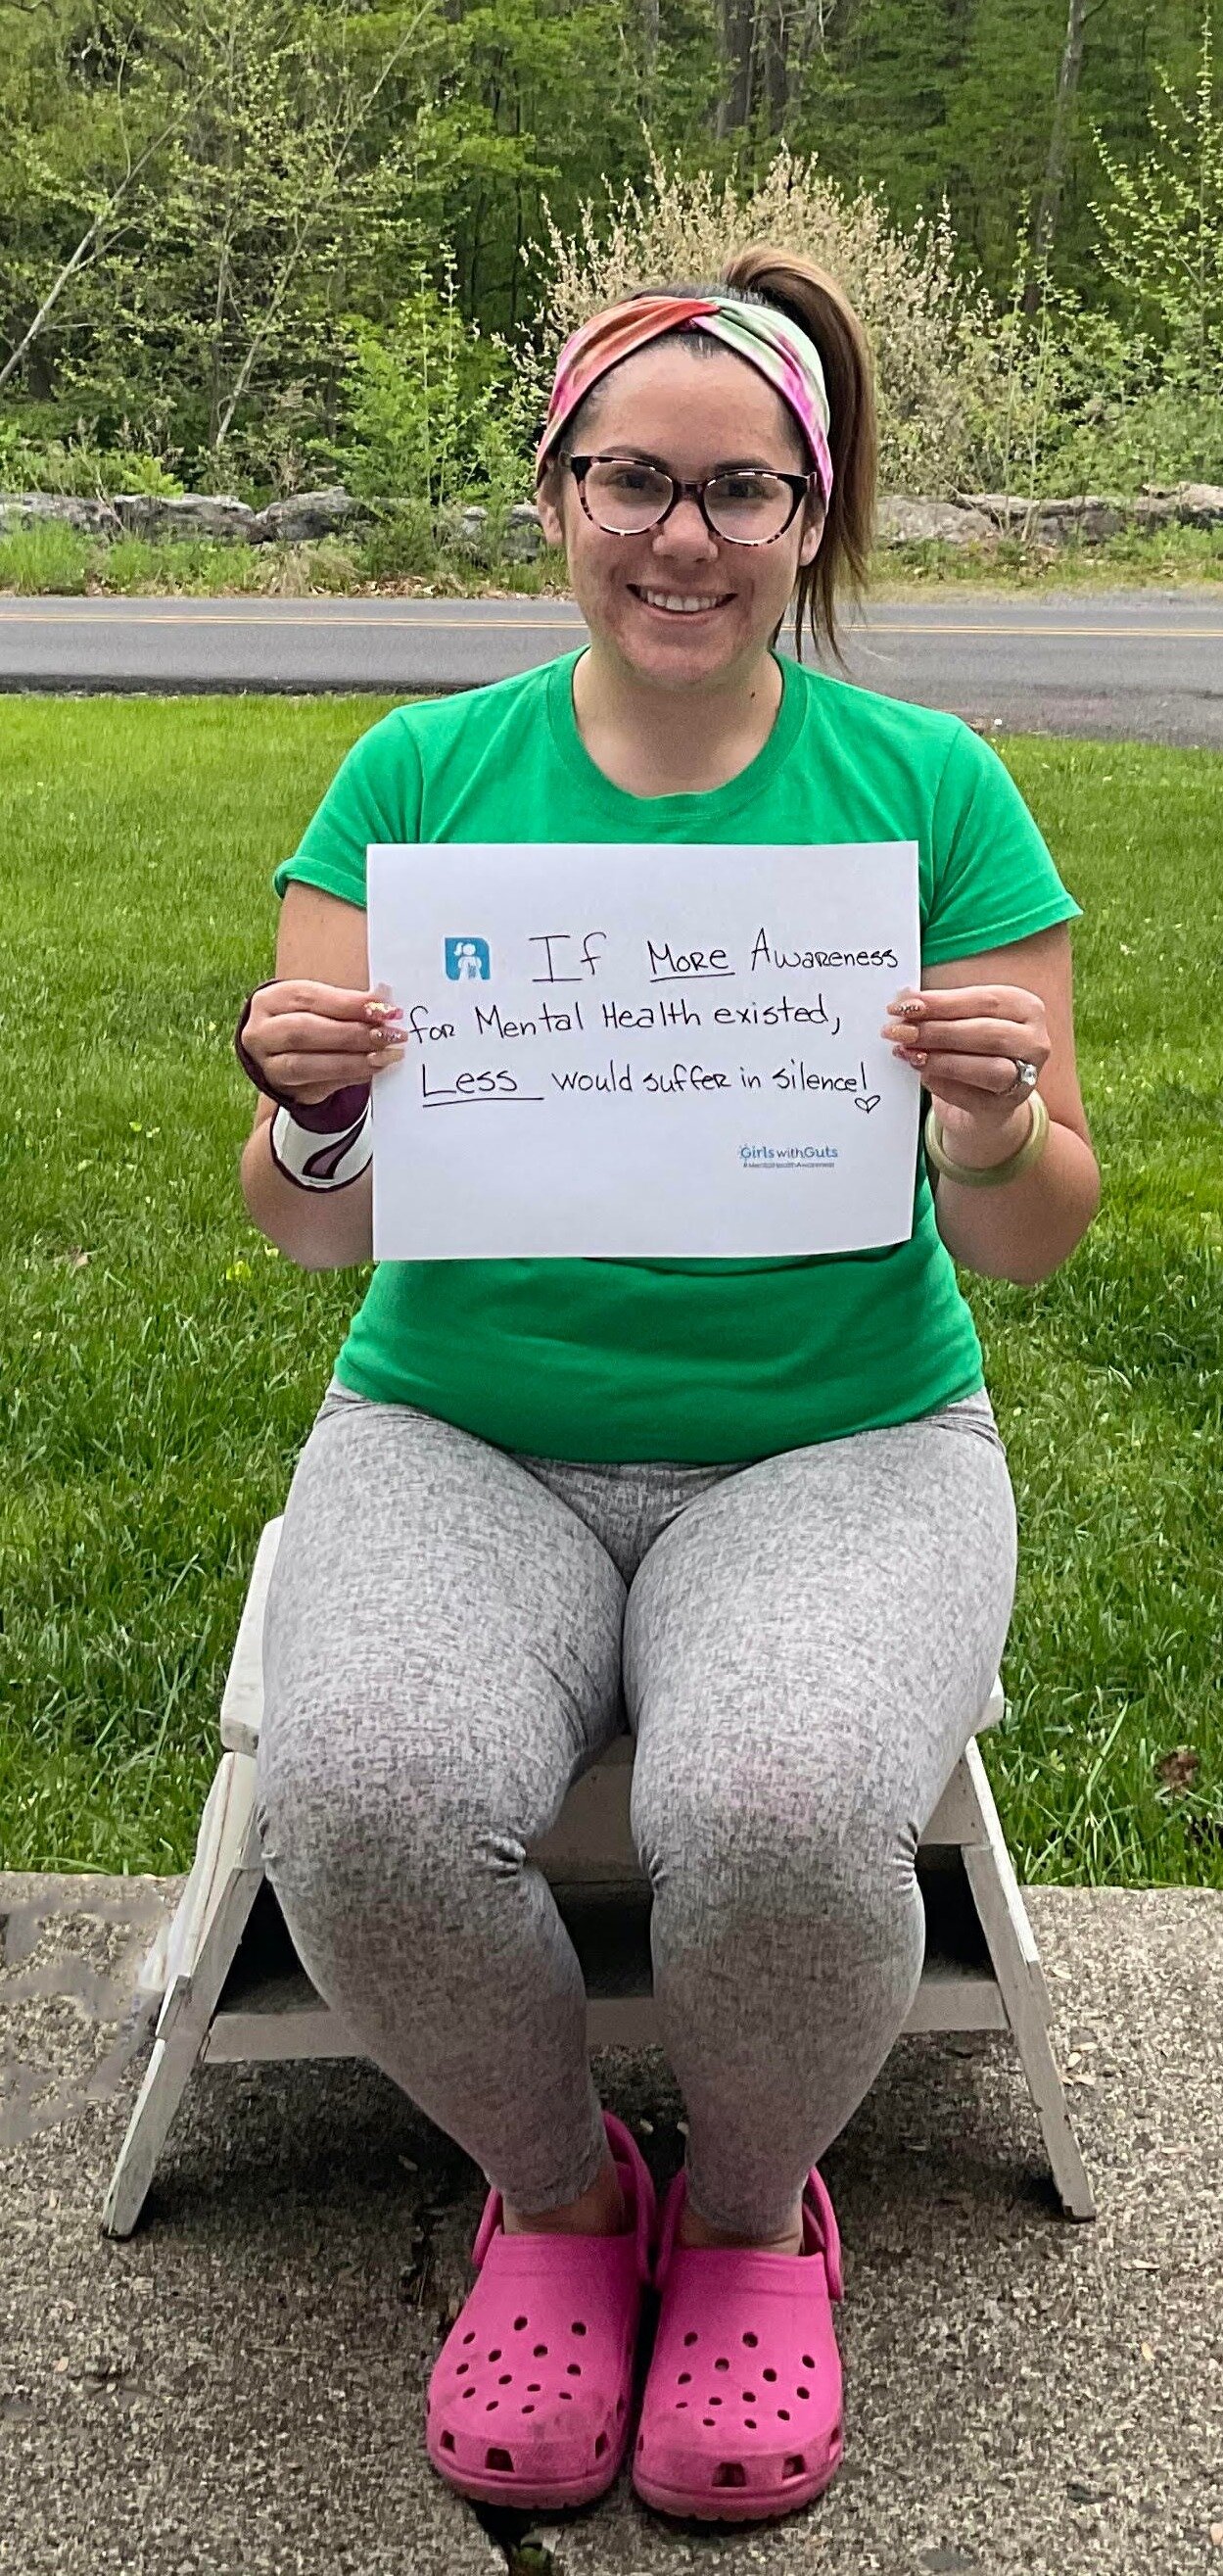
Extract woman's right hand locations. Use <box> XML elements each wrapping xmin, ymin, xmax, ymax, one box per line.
<box><xmin>244</xmin><ymin>978</ymin><xmax>406</xmax><ymax>1107</ymax></box>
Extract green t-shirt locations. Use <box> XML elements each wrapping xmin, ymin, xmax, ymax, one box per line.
<box><xmin>272</xmin><ymin>645</ymin><xmax>1081</xmax><ymax>1462</ymax></box>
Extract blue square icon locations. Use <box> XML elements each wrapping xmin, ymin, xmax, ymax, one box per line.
<box><xmin>445</xmin><ymin>936</ymin><xmax>492</xmax><ymax>980</ymax></box>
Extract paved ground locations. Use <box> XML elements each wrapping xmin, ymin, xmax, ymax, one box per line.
<box><xmin>1</xmin><ymin>588</ymin><xmax>1222</xmax><ymax>745</ymax></box>
<box><xmin>2</xmin><ymin>1869</ymin><xmax>1220</xmax><ymax>2575</ymax></box>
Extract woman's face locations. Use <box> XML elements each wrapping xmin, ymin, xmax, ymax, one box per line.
<box><xmin>536</xmin><ymin>341</ymin><xmax>825</xmax><ymax>693</ymax></box>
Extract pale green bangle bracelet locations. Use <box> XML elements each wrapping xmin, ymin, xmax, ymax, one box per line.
<box><xmin>923</xmin><ymin>1089</ymin><xmax>1051</xmax><ymax>1187</ymax></box>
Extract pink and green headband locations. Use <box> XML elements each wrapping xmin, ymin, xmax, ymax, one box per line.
<box><xmin>535</xmin><ymin>293</ymin><xmax>833</xmax><ymax>508</ymax></box>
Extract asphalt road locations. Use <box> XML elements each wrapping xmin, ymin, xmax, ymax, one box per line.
<box><xmin>2</xmin><ymin>586</ymin><xmax>1222</xmax><ymax>745</ymax></box>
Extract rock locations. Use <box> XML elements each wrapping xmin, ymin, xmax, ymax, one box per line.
<box><xmin>251</xmin><ymin>487</ymin><xmax>363</xmax><ymax>544</ymax></box>
<box><xmin>433</xmin><ymin>502</ymin><xmax>490</xmax><ymax>559</ymax></box>
<box><xmin>111</xmin><ymin>493</ymin><xmax>259</xmax><ymax>543</ymax></box>
<box><xmin>954</xmin><ymin>486</ymin><xmax>1223</xmax><ymax>540</ymax></box>
<box><xmin>958</xmin><ymin>492</ymin><xmax>1062</xmax><ymax>529</ymax></box>
<box><xmin>432</xmin><ymin>500</ymin><xmax>544</xmax><ymax>561</ymax></box>
<box><xmin>1128</xmin><ymin>494</ymin><xmax>1182</xmax><ymax>527</ymax></box>
<box><xmin>1172</xmin><ymin>481</ymin><xmax>1223</xmax><ymax>526</ymax></box>
<box><xmin>955</xmin><ymin>492</ymin><xmax>1026</xmax><ymax>528</ymax></box>
<box><xmin>876</xmin><ymin>497</ymin><xmax>997</xmax><ymax>547</ymax></box>
<box><xmin>1037</xmin><ymin>497</ymin><xmax>1127</xmax><ymax>541</ymax></box>
<box><xmin>956</xmin><ymin>492</ymin><xmax>1126</xmax><ymax>541</ymax></box>
<box><xmin>503</xmin><ymin>501</ymin><xmax>545</xmax><ymax>561</ymax></box>
<box><xmin>0</xmin><ymin>492</ymin><xmax>119</xmax><ymax>537</ymax></box>
<box><xmin>958</xmin><ymin>491</ymin><xmax>1084</xmax><ymax>535</ymax></box>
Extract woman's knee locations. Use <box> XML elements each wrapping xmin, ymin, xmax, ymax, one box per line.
<box><xmin>255</xmin><ymin>1683</ymin><xmax>570</xmax><ymax>1903</ymax></box>
<box><xmin>634</xmin><ymin>1755</ymin><xmax>918</xmax><ymax>1932</ymax></box>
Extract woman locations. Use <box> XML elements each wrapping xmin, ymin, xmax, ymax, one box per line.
<box><xmin>236</xmin><ymin>246</ymin><xmax>1099</xmax><ymax>2528</ymax></box>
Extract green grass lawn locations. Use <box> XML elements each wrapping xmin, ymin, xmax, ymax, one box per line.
<box><xmin>2</xmin><ymin>694</ymin><xmax>1220</xmax><ymax>1886</ymax></box>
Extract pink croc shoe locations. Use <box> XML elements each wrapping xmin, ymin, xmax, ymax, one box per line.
<box><xmin>632</xmin><ymin>2158</ymin><xmax>845</xmax><ymax>2524</ymax></box>
<box><xmin>425</xmin><ymin>2109</ymin><xmax>656</xmax><ymax>2512</ymax></box>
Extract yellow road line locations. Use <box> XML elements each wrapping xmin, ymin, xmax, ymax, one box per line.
<box><xmin>0</xmin><ymin>609</ymin><xmax>1220</xmax><ymax>639</ymax></box>
<box><xmin>857</xmin><ymin>621</ymin><xmax>1223</xmax><ymax>640</ymax></box>
<box><xmin>0</xmin><ymin>610</ymin><xmax>586</xmax><ymax>631</ymax></box>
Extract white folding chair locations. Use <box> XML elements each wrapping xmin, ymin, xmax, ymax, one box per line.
<box><xmin>102</xmin><ymin>1515</ymin><xmax>1096</xmax><ymax>2238</ymax></box>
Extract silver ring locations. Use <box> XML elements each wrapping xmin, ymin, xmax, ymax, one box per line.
<box><xmin>1009</xmin><ymin>1058</ymin><xmax>1040</xmax><ymax>1094</ymax></box>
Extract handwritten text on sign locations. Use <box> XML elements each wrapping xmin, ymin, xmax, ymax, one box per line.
<box><xmin>366</xmin><ymin>840</ymin><xmax>921</xmax><ymax>1260</ymax></box>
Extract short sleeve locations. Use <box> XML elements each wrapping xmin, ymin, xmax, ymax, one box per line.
<box><xmin>271</xmin><ymin>709</ymin><xmax>424</xmax><ymax>908</ymax></box>
<box><xmin>921</xmin><ymin>722</ymin><xmax>1083</xmax><ymax>964</ymax></box>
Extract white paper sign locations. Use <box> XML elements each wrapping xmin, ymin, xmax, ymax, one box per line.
<box><xmin>366</xmin><ymin>840</ymin><xmax>921</xmax><ymax>1261</ymax></box>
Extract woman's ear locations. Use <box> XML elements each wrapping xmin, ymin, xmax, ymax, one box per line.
<box><xmin>535</xmin><ymin>465</ymin><xmax>566</xmax><ymax>549</ymax></box>
<box><xmin>798</xmin><ymin>495</ymin><xmax>826</xmax><ymax>568</ymax></box>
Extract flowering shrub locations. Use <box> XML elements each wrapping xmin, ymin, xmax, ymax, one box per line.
<box><xmin>530</xmin><ymin>137</ymin><xmax>1004</xmax><ymax>499</ymax></box>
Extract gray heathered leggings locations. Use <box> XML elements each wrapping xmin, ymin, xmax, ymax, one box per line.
<box><xmin>255</xmin><ymin>1375</ymin><xmax>1017</xmax><ymax>2241</ymax></box>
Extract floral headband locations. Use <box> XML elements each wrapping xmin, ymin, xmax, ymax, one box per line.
<box><xmin>535</xmin><ymin>292</ymin><xmax>834</xmax><ymax>508</ymax></box>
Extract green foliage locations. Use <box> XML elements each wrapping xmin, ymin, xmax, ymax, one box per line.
<box><xmin>960</xmin><ymin>204</ymin><xmax>1223</xmax><ymax>499</ymax></box>
<box><xmin>354</xmin><ymin>501</ymin><xmax>438</xmax><ymax>581</ymax></box>
<box><xmin>0</xmin><ymin>1</ymin><xmax>1220</xmax><ymax>502</ymax></box>
<box><xmin>339</xmin><ymin>250</ymin><xmax>548</xmax><ymax>511</ymax></box>
<box><xmin>959</xmin><ymin>2</ymin><xmax>1223</xmax><ymax>499</ymax></box>
<box><xmin>0</xmin><ymin>416</ymin><xmax>183</xmax><ymax>498</ymax></box>
<box><xmin>0</xmin><ymin>518</ymin><xmax>91</xmax><ymax>593</ymax></box>
<box><xmin>342</xmin><ymin>270</ymin><xmax>473</xmax><ymax>509</ymax></box>
<box><xmin>96</xmin><ymin>535</ymin><xmax>266</xmax><ymax>592</ymax></box>
<box><xmin>0</xmin><ymin>417</ymin><xmax>51</xmax><ymax>492</ymax></box>
<box><xmin>1089</xmin><ymin>7</ymin><xmax>1223</xmax><ymax>392</ymax></box>
<box><xmin>109</xmin><ymin>451</ymin><xmax>185</xmax><ymax>496</ymax></box>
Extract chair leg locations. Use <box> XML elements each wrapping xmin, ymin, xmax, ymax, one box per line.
<box><xmin>101</xmin><ymin>1750</ymin><xmax>261</xmax><ymax>2238</ymax></box>
<box><xmin>959</xmin><ymin>1741</ymin><xmax>1097</xmax><ymax>2222</ymax></box>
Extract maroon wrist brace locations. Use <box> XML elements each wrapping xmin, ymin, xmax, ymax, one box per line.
<box><xmin>234</xmin><ymin>983</ymin><xmax>371</xmax><ymax>1131</ymax></box>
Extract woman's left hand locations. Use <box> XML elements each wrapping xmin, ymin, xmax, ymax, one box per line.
<box><xmin>880</xmin><ymin>982</ymin><xmax>1052</xmax><ymax>1151</ymax></box>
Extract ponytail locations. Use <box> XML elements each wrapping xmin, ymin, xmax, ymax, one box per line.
<box><xmin>721</xmin><ymin>244</ymin><xmax>877</xmax><ymax>672</ymax></box>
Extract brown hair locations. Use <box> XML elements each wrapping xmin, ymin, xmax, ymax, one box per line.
<box><xmin>540</xmin><ymin>244</ymin><xmax>877</xmax><ymax>674</ymax></box>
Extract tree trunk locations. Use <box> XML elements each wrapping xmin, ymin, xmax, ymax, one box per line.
<box><xmin>763</xmin><ymin>0</ymin><xmax>790</xmax><ymax>130</ymax></box>
<box><xmin>468</xmin><ymin>192</ymin><xmax>484</xmax><ymax>316</ymax></box>
<box><xmin>510</xmin><ymin>97</ymin><xmax>523</xmax><ymax>336</ymax></box>
<box><xmin>1024</xmin><ymin>0</ymin><xmax>1101</xmax><ymax>314</ymax></box>
<box><xmin>716</xmin><ymin>0</ymin><xmax>756</xmax><ymax>136</ymax></box>
<box><xmin>0</xmin><ymin>215</ymin><xmax>103</xmax><ymax>395</ymax></box>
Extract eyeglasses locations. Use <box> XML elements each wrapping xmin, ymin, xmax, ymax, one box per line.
<box><xmin>564</xmin><ymin>453</ymin><xmax>818</xmax><ymax>546</ymax></box>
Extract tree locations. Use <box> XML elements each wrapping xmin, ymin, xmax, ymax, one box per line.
<box><xmin>1024</xmin><ymin>0</ymin><xmax>1109</xmax><ymax>312</ymax></box>
<box><xmin>1089</xmin><ymin>1</ymin><xmax>1222</xmax><ymax>387</ymax></box>
<box><xmin>0</xmin><ymin>1</ymin><xmax>192</xmax><ymax>399</ymax></box>
<box><xmin>0</xmin><ymin>0</ymin><xmax>447</xmax><ymax>468</ymax></box>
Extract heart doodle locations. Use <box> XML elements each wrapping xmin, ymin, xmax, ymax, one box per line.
<box><xmin>854</xmin><ymin>1092</ymin><xmax>882</xmax><ymax>1115</ymax></box>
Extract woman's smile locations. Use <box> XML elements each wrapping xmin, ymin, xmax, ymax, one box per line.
<box><xmin>629</xmin><ymin>583</ymin><xmax>736</xmax><ymax>618</ymax></box>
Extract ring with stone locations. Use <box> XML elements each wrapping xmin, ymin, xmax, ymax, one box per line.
<box><xmin>1009</xmin><ymin>1057</ymin><xmax>1040</xmax><ymax>1093</ymax></box>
